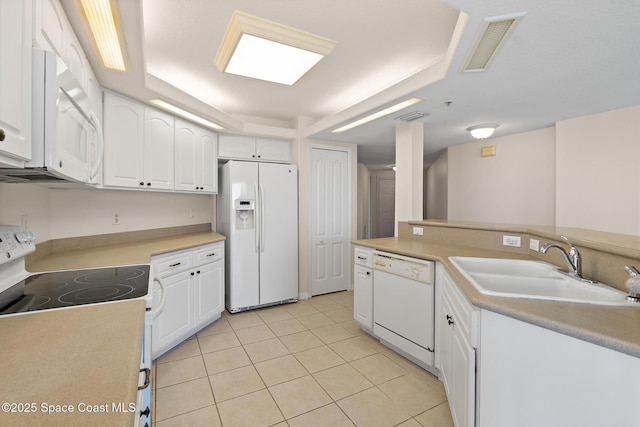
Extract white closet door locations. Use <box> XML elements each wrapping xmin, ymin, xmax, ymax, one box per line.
<box><xmin>310</xmin><ymin>147</ymin><xmax>350</xmax><ymax>296</ymax></box>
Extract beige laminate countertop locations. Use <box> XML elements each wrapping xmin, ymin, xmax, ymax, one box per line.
<box><xmin>353</xmin><ymin>237</ymin><xmax>640</xmax><ymax>359</ymax></box>
<box><xmin>27</xmin><ymin>231</ymin><xmax>226</xmax><ymax>272</ymax></box>
<box><xmin>0</xmin><ymin>300</ymin><xmax>145</xmax><ymax>427</ymax></box>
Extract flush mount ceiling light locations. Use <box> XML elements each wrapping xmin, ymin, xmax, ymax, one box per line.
<box><xmin>467</xmin><ymin>124</ymin><xmax>498</xmax><ymax>139</ymax></box>
<box><xmin>77</xmin><ymin>0</ymin><xmax>128</xmax><ymax>71</ymax></box>
<box><xmin>149</xmin><ymin>99</ymin><xmax>224</xmax><ymax>130</ymax></box>
<box><xmin>461</xmin><ymin>13</ymin><xmax>526</xmax><ymax>73</ymax></box>
<box><xmin>214</xmin><ymin>11</ymin><xmax>336</xmax><ymax>85</ymax></box>
<box><xmin>331</xmin><ymin>98</ymin><xmax>424</xmax><ymax>134</ymax></box>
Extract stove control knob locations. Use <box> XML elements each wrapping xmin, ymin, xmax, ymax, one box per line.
<box><xmin>15</xmin><ymin>232</ymin><xmax>29</xmax><ymax>243</ymax></box>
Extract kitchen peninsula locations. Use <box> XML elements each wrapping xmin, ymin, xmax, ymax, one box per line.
<box><xmin>353</xmin><ymin>220</ymin><xmax>640</xmax><ymax>427</ymax></box>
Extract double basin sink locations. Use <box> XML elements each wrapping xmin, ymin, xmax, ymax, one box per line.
<box><xmin>449</xmin><ymin>257</ymin><xmax>634</xmax><ymax>306</ymax></box>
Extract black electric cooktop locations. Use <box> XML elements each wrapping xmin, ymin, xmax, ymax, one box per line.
<box><xmin>0</xmin><ymin>265</ymin><xmax>150</xmax><ymax>315</ymax></box>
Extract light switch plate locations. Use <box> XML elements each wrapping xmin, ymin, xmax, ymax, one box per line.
<box><xmin>530</xmin><ymin>238</ymin><xmax>539</xmax><ymax>251</ymax></box>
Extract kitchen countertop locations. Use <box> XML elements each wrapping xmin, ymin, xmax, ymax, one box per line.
<box><xmin>0</xmin><ymin>300</ymin><xmax>145</xmax><ymax>427</ymax></box>
<box><xmin>353</xmin><ymin>237</ymin><xmax>640</xmax><ymax>359</ymax></box>
<box><xmin>27</xmin><ymin>231</ymin><xmax>226</xmax><ymax>272</ymax></box>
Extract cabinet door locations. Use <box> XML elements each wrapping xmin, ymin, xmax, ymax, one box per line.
<box><xmin>193</xmin><ymin>260</ymin><xmax>224</xmax><ymax>326</ymax></box>
<box><xmin>174</xmin><ymin>120</ymin><xmax>199</xmax><ymax>191</ymax></box>
<box><xmin>144</xmin><ymin>108</ymin><xmax>174</xmax><ymax>189</ymax></box>
<box><xmin>0</xmin><ymin>0</ymin><xmax>31</xmax><ymax>163</ymax></box>
<box><xmin>218</xmin><ymin>134</ymin><xmax>256</xmax><ymax>160</ymax></box>
<box><xmin>103</xmin><ymin>93</ymin><xmax>145</xmax><ymax>187</ymax></box>
<box><xmin>439</xmin><ymin>291</ymin><xmax>454</xmax><ymax>396</ymax></box>
<box><xmin>256</xmin><ymin>138</ymin><xmax>290</xmax><ymax>163</ymax></box>
<box><xmin>450</xmin><ymin>319</ymin><xmax>475</xmax><ymax>427</ymax></box>
<box><xmin>353</xmin><ymin>264</ymin><xmax>373</xmax><ymax>329</ymax></box>
<box><xmin>199</xmin><ymin>131</ymin><xmax>218</xmax><ymax>193</ymax></box>
<box><xmin>152</xmin><ymin>271</ymin><xmax>193</xmax><ymax>358</ymax></box>
<box><xmin>175</xmin><ymin>120</ymin><xmax>218</xmax><ymax>193</ymax></box>
<box><xmin>32</xmin><ymin>0</ymin><xmax>65</xmax><ymax>56</ymax></box>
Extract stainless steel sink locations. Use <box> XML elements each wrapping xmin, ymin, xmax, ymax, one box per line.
<box><xmin>449</xmin><ymin>257</ymin><xmax>635</xmax><ymax>306</ymax></box>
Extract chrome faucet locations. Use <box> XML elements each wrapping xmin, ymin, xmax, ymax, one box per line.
<box><xmin>540</xmin><ymin>235</ymin><xmax>586</xmax><ymax>280</ymax></box>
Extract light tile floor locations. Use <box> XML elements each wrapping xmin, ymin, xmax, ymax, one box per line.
<box><xmin>152</xmin><ymin>291</ymin><xmax>454</xmax><ymax>427</ymax></box>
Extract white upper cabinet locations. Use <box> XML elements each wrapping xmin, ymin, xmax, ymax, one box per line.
<box><xmin>103</xmin><ymin>92</ymin><xmax>174</xmax><ymax>190</ymax></box>
<box><xmin>175</xmin><ymin>119</ymin><xmax>218</xmax><ymax>193</ymax></box>
<box><xmin>103</xmin><ymin>92</ymin><xmax>145</xmax><ymax>188</ymax></box>
<box><xmin>0</xmin><ymin>0</ymin><xmax>32</xmax><ymax>165</ymax></box>
<box><xmin>144</xmin><ymin>108</ymin><xmax>175</xmax><ymax>190</ymax></box>
<box><xmin>218</xmin><ymin>134</ymin><xmax>291</xmax><ymax>163</ymax></box>
<box><xmin>104</xmin><ymin>92</ymin><xmax>218</xmax><ymax>193</ymax></box>
<box><xmin>33</xmin><ymin>0</ymin><xmax>101</xmax><ymax>120</ymax></box>
<box><xmin>256</xmin><ymin>138</ymin><xmax>291</xmax><ymax>163</ymax></box>
<box><xmin>32</xmin><ymin>0</ymin><xmax>65</xmax><ymax>57</ymax></box>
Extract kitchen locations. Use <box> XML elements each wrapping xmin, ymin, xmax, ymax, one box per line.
<box><xmin>1</xmin><ymin>0</ymin><xmax>640</xmax><ymax>426</ymax></box>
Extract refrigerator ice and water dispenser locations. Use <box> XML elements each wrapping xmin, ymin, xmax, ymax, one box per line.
<box><xmin>234</xmin><ymin>199</ymin><xmax>255</xmax><ymax>229</ymax></box>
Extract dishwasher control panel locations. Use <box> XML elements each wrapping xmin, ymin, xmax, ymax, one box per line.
<box><xmin>372</xmin><ymin>251</ymin><xmax>434</xmax><ymax>283</ymax></box>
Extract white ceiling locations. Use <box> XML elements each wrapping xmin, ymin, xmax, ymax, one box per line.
<box><xmin>61</xmin><ymin>0</ymin><xmax>640</xmax><ymax>170</ymax></box>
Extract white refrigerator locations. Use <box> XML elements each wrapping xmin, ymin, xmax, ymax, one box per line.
<box><xmin>218</xmin><ymin>161</ymin><xmax>298</xmax><ymax>313</ymax></box>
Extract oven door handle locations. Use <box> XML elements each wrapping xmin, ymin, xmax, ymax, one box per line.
<box><xmin>152</xmin><ymin>277</ymin><xmax>167</xmax><ymax>319</ymax></box>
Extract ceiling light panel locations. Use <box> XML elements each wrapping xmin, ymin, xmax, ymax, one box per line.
<box><xmin>78</xmin><ymin>0</ymin><xmax>128</xmax><ymax>71</ymax></box>
<box><xmin>462</xmin><ymin>13</ymin><xmax>526</xmax><ymax>73</ymax></box>
<box><xmin>215</xmin><ymin>11</ymin><xmax>336</xmax><ymax>85</ymax></box>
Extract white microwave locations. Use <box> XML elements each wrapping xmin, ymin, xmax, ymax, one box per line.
<box><xmin>0</xmin><ymin>49</ymin><xmax>103</xmax><ymax>184</ymax></box>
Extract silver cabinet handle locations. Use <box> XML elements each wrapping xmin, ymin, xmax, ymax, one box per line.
<box><xmin>169</xmin><ymin>262</ymin><xmax>181</xmax><ymax>267</ymax></box>
<box><xmin>206</xmin><ymin>252</ymin><xmax>216</xmax><ymax>257</ymax></box>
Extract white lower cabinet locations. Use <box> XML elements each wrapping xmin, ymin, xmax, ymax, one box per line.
<box><xmin>151</xmin><ymin>242</ymin><xmax>224</xmax><ymax>359</ymax></box>
<box><xmin>353</xmin><ymin>246</ymin><xmax>374</xmax><ymax>330</ymax></box>
<box><xmin>478</xmin><ymin>310</ymin><xmax>640</xmax><ymax>427</ymax></box>
<box><xmin>436</xmin><ymin>263</ymin><xmax>478</xmax><ymax>427</ymax></box>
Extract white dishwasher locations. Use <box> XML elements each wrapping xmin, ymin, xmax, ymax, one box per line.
<box><xmin>372</xmin><ymin>251</ymin><xmax>436</xmax><ymax>372</ymax></box>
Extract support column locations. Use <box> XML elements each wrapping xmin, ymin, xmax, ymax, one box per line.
<box><xmin>395</xmin><ymin>121</ymin><xmax>424</xmax><ymax>235</ymax></box>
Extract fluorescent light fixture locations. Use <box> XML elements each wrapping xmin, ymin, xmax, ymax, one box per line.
<box><xmin>78</xmin><ymin>0</ymin><xmax>128</xmax><ymax>71</ymax></box>
<box><xmin>215</xmin><ymin>11</ymin><xmax>336</xmax><ymax>85</ymax></box>
<box><xmin>467</xmin><ymin>124</ymin><xmax>498</xmax><ymax>139</ymax></box>
<box><xmin>331</xmin><ymin>98</ymin><xmax>424</xmax><ymax>134</ymax></box>
<box><xmin>461</xmin><ymin>13</ymin><xmax>526</xmax><ymax>73</ymax></box>
<box><xmin>149</xmin><ymin>99</ymin><xmax>225</xmax><ymax>131</ymax></box>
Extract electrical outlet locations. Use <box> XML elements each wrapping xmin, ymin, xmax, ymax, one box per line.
<box><xmin>413</xmin><ymin>227</ymin><xmax>424</xmax><ymax>236</ymax></box>
<box><xmin>502</xmin><ymin>235</ymin><xmax>521</xmax><ymax>247</ymax></box>
<box><xmin>530</xmin><ymin>238</ymin><xmax>540</xmax><ymax>251</ymax></box>
<box><xmin>112</xmin><ymin>213</ymin><xmax>120</xmax><ymax>225</ymax></box>
<box><xmin>189</xmin><ymin>208</ymin><xmax>195</xmax><ymax>218</ymax></box>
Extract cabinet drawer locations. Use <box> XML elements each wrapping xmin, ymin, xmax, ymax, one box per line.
<box><xmin>153</xmin><ymin>250</ymin><xmax>192</xmax><ymax>278</ymax></box>
<box><xmin>442</xmin><ymin>271</ymin><xmax>479</xmax><ymax>347</ymax></box>
<box><xmin>354</xmin><ymin>246</ymin><xmax>373</xmax><ymax>268</ymax></box>
<box><xmin>193</xmin><ymin>242</ymin><xmax>224</xmax><ymax>266</ymax></box>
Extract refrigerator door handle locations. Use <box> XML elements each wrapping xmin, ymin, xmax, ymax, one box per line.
<box><xmin>254</xmin><ymin>183</ymin><xmax>260</xmax><ymax>253</ymax></box>
<box><xmin>259</xmin><ymin>183</ymin><xmax>266</xmax><ymax>252</ymax></box>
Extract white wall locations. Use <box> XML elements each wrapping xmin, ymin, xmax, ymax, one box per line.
<box><xmin>0</xmin><ymin>183</ymin><xmax>215</xmax><ymax>240</ymax></box>
<box><xmin>556</xmin><ymin>106</ymin><xmax>640</xmax><ymax>235</ymax></box>
<box><xmin>425</xmin><ymin>149</ymin><xmax>448</xmax><ymax>220</ymax></box>
<box><xmin>395</xmin><ymin>122</ymin><xmax>424</xmax><ymax>233</ymax></box>
<box><xmin>447</xmin><ymin>127</ymin><xmax>556</xmax><ymax>225</ymax></box>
